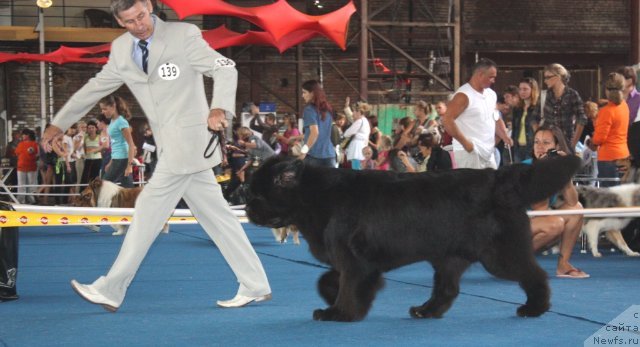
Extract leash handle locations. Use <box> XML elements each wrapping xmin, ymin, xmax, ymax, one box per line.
<box><xmin>204</xmin><ymin>128</ymin><xmax>226</xmax><ymax>159</ymax></box>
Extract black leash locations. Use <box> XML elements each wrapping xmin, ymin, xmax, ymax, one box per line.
<box><xmin>204</xmin><ymin>128</ymin><xmax>226</xmax><ymax>159</ymax></box>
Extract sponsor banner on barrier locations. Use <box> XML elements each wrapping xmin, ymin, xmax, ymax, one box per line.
<box><xmin>0</xmin><ymin>210</ymin><xmax>213</xmax><ymax>227</ymax></box>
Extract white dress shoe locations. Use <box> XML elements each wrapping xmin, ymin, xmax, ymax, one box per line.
<box><xmin>70</xmin><ymin>279</ymin><xmax>119</xmax><ymax>312</ymax></box>
<box><xmin>216</xmin><ymin>293</ymin><xmax>272</xmax><ymax>308</ymax></box>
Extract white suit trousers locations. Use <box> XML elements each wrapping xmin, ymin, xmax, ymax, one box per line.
<box><xmin>90</xmin><ymin>164</ymin><xmax>271</xmax><ymax>306</ymax></box>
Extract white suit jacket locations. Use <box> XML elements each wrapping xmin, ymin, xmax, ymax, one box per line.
<box><xmin>52</xmin><ymin>18</ymin><xmax>237</xmax><ymax>174</ymax></box>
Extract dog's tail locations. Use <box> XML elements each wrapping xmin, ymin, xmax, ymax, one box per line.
<box><xmin>496</xmin><ymin>155</ymin><xmax>582</xmax><ymax>207</ymax></box>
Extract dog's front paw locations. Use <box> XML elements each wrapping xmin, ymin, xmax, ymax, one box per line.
<box><xmin>592</xmin><ymin>251</ymin><xmax>603</xmax><ymax>258</ymax></box>
<box><xmin>409</xmin><ymin>305</ymin><xmax>443</xmax><ymax>319</ymax></box>
<box><xmin>313</xmin><ymin>308</ymin><xmax>357</xmax><ymax>322</ymax></box>
<box><xmin>626</xmin><ymin>251</ymin><xmax>640</xmax><ymax>257</ymax></box>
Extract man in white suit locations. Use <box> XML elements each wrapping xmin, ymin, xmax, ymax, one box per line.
<box><xmin>41</xmin><ymin>0</ymin><xmax>271</xmax><ymax>311</ymax></box>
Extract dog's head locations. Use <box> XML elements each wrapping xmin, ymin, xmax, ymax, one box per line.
<box><xmin>245</xmin><ymin>156</ymin><xmax>304</xmax><ymax>228</ymax></box>
<box><xmin>73</xmin><ymin>177</ymin><xmax>103</xmax><ymax>207</ymax></box>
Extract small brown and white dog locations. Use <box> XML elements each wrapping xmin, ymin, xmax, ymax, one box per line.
<box><xmin>576</xmin><ymin>183</ymin><xmax>640</xmax><ymax>257</ymax></box>
<box><xmin>75</xmin><ymin>178</ymin><xmax>169</xmax><ymax>235</ymax></box>
<box><xmin>272</xmin><ymin>225</ymin><xmax>300</xmax><ymax>245</ymax></box>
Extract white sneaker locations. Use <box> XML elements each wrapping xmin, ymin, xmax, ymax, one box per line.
<box><xmin>70</xmin><ymin>279</ymin><xmax>119</xmax><ymax>312</ymax></box>
<box><xmin>216</xmin><ymin>293</ymin><xmax>272</xmax><ymax>308</ymax></box>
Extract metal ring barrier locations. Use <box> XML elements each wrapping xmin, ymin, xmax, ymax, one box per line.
<box><xmin>573</xmin><ymin>177</ymin><xmax>622</xmax><ymax>182</ymax></box>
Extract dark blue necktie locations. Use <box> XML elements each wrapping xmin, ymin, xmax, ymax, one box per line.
<box><xmin>138</xmin><ymin>40</ymin><xmax>149</xmax><ymax>73</ymax></box>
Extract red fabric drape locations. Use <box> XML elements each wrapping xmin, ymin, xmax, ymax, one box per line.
<box><xmin>0</xmin><ymin>1</ymin><xmax>355</xmax><ymax>64</ymax></box>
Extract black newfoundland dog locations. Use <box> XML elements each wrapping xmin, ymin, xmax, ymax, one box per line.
<box><xmin>246</xmin><ymin>155</ymin><xmax>581</xmax><ymax>321</ymax></box>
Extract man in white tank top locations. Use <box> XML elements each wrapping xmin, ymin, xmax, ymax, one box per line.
<box><xmin>442</xmin><ymin>58</ymin><xmax>513</xmax><ymax>169</ymax></box>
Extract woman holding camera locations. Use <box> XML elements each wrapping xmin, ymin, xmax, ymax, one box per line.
<box><xmin>525</xmin><ymin>125</ymin><xmax>588</xmax><ymax>279</ymax></box>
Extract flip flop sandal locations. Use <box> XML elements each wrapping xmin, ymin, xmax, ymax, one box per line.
<box><xmin>556</xmin><ymin>268</ymin><xmax>590</xmax><ymax>279</ymax></box>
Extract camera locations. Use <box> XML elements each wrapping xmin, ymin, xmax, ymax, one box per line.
<box><xmin>546</xmin><ymin>149</ymin><xmax>559</xmax><ymax>158</ymax></box>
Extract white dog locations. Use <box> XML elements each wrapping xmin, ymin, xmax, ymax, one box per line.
<box><xmin>576</xmin><ymin>184</ymin><xmax>640</xmax><ymax>257</ymax></box>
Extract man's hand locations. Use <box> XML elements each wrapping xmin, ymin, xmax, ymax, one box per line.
<box><xmin>41</xmin><ymin>125</ymin><xmax>63</xmax><ymax>153</ymax></box>
<box><xmin>250</xmin><ymin>103</ymin><xmax>260</xmax><ymax>116</ymax></box>
<box><xmin>208</xmin><ymin>108</ymin><xmax>228</xmax><ymax>132</ymax></box>
<box><xmin>463</xmin><ymin>139</ymin><xmax>474</xmax><ymax>153</ymax></box>
<box><xmin>503</xmin><ymin>137</ymin><xmax>514</xmax><ymax>147</ymax></box>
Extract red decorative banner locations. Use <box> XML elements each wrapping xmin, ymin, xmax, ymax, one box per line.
<box><xmin>0</xmin><ymin>1</ymin><xmax>356</xmax><ymax>64</ymax></box>
<box><xmin>0</xmin><ymin>44</ymin><xmax>111</xmax><ymax>64</ymax></box>
<box><xmin>203</xmin><ymin>26</ymin><xmax>320</xmax><ymax>53</ymax></box>
<box><xmin>159</xmin><ymin>0</ymin><xmax>355</xmax><ymax>47</ymax></box>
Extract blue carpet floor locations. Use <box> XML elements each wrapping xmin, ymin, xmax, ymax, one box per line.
<box><xmin>1</xmin><ymin>224</ymin><xmax>638</xmax><ymax>347</ymax></box>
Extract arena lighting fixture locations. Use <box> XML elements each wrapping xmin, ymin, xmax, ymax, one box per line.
<box><xmin>314</xmin><ymin>0</ymin><xmax>323</xmax><ymax>9</ymax></box>
<box><xmin>36</xmin><ymin>0</ymin><xmax>53</xmax><ymax>9</ymax></box>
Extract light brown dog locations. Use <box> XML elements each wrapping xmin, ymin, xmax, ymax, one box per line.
<box><xmin>75</xmin><ymin>177</ymin><xmax>169</xmax><ymax>235</ymax></box>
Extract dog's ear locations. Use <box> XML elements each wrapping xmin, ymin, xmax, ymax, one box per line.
<box><xmin>90</xmin><ymin>177</ymin><xmax>103</xmax><ymax>189</ymax></box>
<box><xmin>273</xmin><ymin>160</ymin><xmax>303</xmax><ymax>188</ymax></box>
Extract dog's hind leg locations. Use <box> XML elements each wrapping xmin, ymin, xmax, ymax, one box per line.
<box><xmin>271</xmin><ymin>228</ymin><xmax>286</xmax><ymax>243</ymax></box>
<box><xmin>515</xmin><ymin>261</ymin><xmax>549</xmax><ymax>317</ymax></box>
<box><xmin>605</xmin><ymin>229</ymin><xmax>640</xmax><ymax>256</ymax></box>
<box><xmin>409</xmin><ymin>257</ymin><xmax>470</xmax><ymax>319</ymax></box>
<box><xmin>317</xmin><ymin>269</ymin><xmax>340</xmax><ymax>305</ymax></box>
<box><xmin>111</xmin><ymin>225</ymin><xmax>127</xmax><ymax>236</ymax></box>
<box><xmin>291</xmin><ymin>228</ymin><xmax>300</xmax><ymax>245</ymax></box>
<box><xmin>584</xmin><ymin>222</ymin><xmax>603</xmax><ymax>257</ymax></box>
<box><xmin>480</xmin><ymin>238</ymin><xmax>550</xmax><ymax>317</ymax></box>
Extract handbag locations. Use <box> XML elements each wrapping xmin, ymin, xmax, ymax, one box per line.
<box><xmin>339</xmin><ymin>136</ymin><xmax>354</xmax><ymax>150</ymax></box>
<box><xmin>339</xmin><ymin>119</ymin><xmax>364</xmax><ymax>150</ymax></box>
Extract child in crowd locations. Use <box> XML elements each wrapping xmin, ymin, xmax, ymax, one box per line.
<box><xmin>376</xmin><ymin>135</ymin><xmax>392</xmax><ymax>170</ymax></box>
<box><xmin>15</xmin><ymin>128</ymin><xmax>39</xmax><ymax>204</ymax></box>
<box><xmin>360</xmin><ymin>146</ymin><xmax>376</xmax><ymax>170</ymax></box>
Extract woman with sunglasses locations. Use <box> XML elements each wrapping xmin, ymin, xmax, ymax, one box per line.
<box><xmin>537</xmin><ymin>63</ymin><xmax>588</xmax><ymax>152</ymax></box>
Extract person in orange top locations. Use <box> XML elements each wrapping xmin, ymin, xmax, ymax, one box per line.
<box><xmin>589</xmin><ymin>72</ymin><xmax>630</xmax><ymax>187</ymax></box>
<box><xmin>15</xmin><ymin>128</ymin><xmax>39</xmax><ymax>204</ymax></box>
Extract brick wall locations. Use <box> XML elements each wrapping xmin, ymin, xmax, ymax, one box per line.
<box><xmin>0</xmin><ymin>0</ymin><xmax>632</xmax><ymax>139</ymax></box>
<box><xmin>463</xmin><ymin>0</ymin><xmax>629</xmax><ymax>53</ymax></box>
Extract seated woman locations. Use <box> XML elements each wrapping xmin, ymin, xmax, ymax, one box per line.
<box><xmin>526</xmin><ymin>125</ymin><xmax>589</xmax><ymax>279</ymax></box>
<box><xmin>388</xmin><ymin>149</ymin><xmax>417</xmax><ymax>173</ymax></box>
<box><xmin>413</xmin><ymin>133</ymin><xmax>452</xmax><ymax>172</ymax></box>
